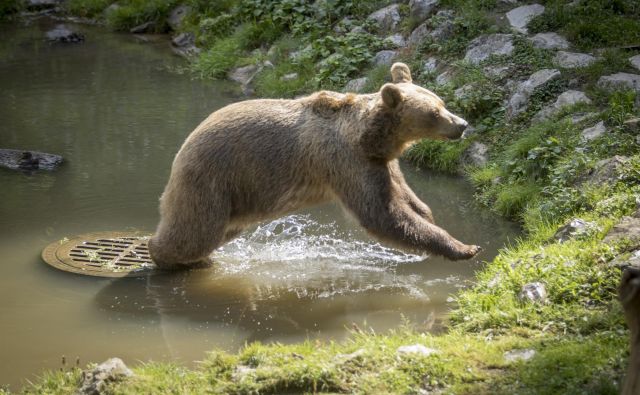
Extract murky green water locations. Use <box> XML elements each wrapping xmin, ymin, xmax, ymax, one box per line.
<box><xmin>0</xmin><ymin>18</ymin><xmax>519</xmax><ymax>389</ymax></box>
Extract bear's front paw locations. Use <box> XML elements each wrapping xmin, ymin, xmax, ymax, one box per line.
<box><xmin>449</xmin><ymin>244</ymin><xmax>482</xmax><ymax>261</ymax></box>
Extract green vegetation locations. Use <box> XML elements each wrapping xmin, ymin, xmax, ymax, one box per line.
<box><xmin>0</xmin><ymin>0</ymin><xmax>23</xmax><ymax>20</ymax></box>
<box><xmin>10</xmin><ymin>0</ymin><xmax>640</xmax><ymax>393</ymax></box>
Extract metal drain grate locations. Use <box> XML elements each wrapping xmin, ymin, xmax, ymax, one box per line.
<box><xmin>42</xmin><ymin>231</ymin><xmax>157</xmax><ymax>277</ymax></box>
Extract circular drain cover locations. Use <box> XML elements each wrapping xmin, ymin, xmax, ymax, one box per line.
<box><xmin>42</xmin><ymin>231</ymin><xmax>157</xmax><ymax>277</ymax></box>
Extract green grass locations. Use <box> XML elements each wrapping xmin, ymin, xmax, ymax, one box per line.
<box><xmin>0</xmin><ymin>0</ymin><xmax>23</xmax><ymax>20</ymax></box>
<box><xmin>105</xmin><ymin>0</ymin><xmax>178</xmax><ymax>32</ymax></box>
<box><xmin>64</xmin><ymin>0</ymin><xmax>112</xmax><ymax>18</ymax></box>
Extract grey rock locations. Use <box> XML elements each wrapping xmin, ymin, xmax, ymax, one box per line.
<box><xmin>167</xmin><ymin>5</ymin><xmax>191</xmax><ymax>31</ymax></box>
<box><xmin>581</xmin><ymin>121</ymin><xmax>607</xmax><ymax>141</ymax></box>
<box><xmin>78</xmin><ymin>358</ymin><xmax>133</xmax><ymax>395</ymax></box>
<box><xmin>553</xmin><ymin>51</ymin><xmax>597</xmax><ymax>68</ymax></box>
<box><xmin>504</xmin><ymin>349</ymin><xmax>536</xmax><ymax>362</ymax></box>
<box><xmin>610</xmin><ymin>249</ymin><xmax>640</xmax><ymax>270</ymax></box>
<box><xmin>373</xmin><ymin>50</ymin><xmax>398</xmax><ymax>66</ymax></box>
<box><xmin>350</xmin><ymin>25</ymin><xmax>366</xmax><ymax>34</ymax></box>
<box><xmin>461</xmin><ymin>142</ymin><xmax>488</xmax><ymax>167</ymax></box>
<box><xmin>464</xmin><ymin>34</ymin><xmax>514</xmax><ymax>65</ymax></box>
<box><xmin>408</xmin><ymin>22</ymin><xmax>430</xmax><ymax>47</ymax></box>
<box><xmin>533</xmin><ymin>90</ymin><xmax>591</xmax><ymax>122</ymax></box>
<box><xmin>333</xmin><ymin>16</ymin><xmax>354</xmax><ymax>34</ymax></box>
<box><xmin>630</xmin><ymin>55</ymin><xmax>640</xmax><ymax>72</ymax></box>
<box><xmin>507</xmin><ymin>69</ymin><xmax>561</xmax><ymax>118</ymax></box>
<box><xmin>454</xmin><ymin>84</ymin><xmax>474</xmax><ymax>100</ymax></box>
<box><xmin>519</xmin><ymin>282</ymin><xmax>547</xmax><ymax>303</ymax></box>
<box><xmin>435</xmin><ymin>69</ymin><xmax>453</xmax><ymax>85</ymax></box>
<box><xmin>484</xmin><ymin>65</ymin><xmax>510</xmax><ymax>78</ymax></box>
<box><xmin>345</xmin><ymin>77</ymin><xmax>369</xmax><ymax>93</ymax></box>
<box><xmin>46</xmin><ymin>25</ymin><xmax>84</xmax><ymax>43</ymax></box>
<box><xmin>597</xmin><ymin>73</ymin><xmax>640</xmax><ymax>93</ymax></box>
<box><xmin>228</xmin><ymin>64</ymin><xmax>260</xmax><ymax>85</ymax></box>
<box><xmin>281</xmin><ymin>72</ymin><xmax>298</xmax><ymax>82</ymax></box>
<box><xmin>409</xmin><ymin>0</ymin><xmax>439</xmax><ymax>24</ymax></box>
<box><xmin>604</xmin><ymin>209</ymin><xmax>640</xmax><ymax>247</ymax></box>
<box><xmin>529</xmin><ymin>32</ymin><xmax>569</xmax><ymax>50</ymax></box>
<box><xmin>385</xmin><ymin>33</ymin><xmax>406</xmax><ymax>48</ymax></box>
<box><xmin>623</xmin><ymin>118</ymin><xmax>640</xmax><ymax>133</ymax></box>
<box><xmin>506</xmin><ymin>4</ymin><xmax>545</xmax><ymax>34</ymax></box>
<box><xmin>0</xmin><ymin>149</ymin><xmax>63</xmax><ymax>171</ymax></box>
<box><xmin>171</xmin><ymin>33</ymin><xmax>199</xmax><ymax>57</ymax></box>
<box><xmin>422</xmin><ymin>57</ymin><xmax>439</xmax><ymax>74</ymax></box>
<box><xmin>368</xmin><ymin>4</ymin><xmax>401</xmax><ymax>33</ymax></box>
<box><xmin>570</xmin><ymin>112</ymin><xmax>598</xmax><ymax>124</ymax></box>
<box><xmin>397</xmin><ymin>344</ymin><xmax>438</xmax><ymax>356</ymax></box>
<box><xmin>232</xmin><ymin>365</ymin><xmax>256</xmax><ymax>381</ymax></box>
<box><xmin>289</xmin><ymin>44</ymin><xmax>312</xmax><ymax>61</ymax></box>
<box><xmin>553</xmin><ymin>218</ymin><xmax>597</xmax><ymax>242</ymax></box>
<box><xmin>429</xmin><ymin>10</ymin><xmax>455</xmax><ymax>41</ymax></box>
<box><xmin>129</xmin><ymin>21</ymin><xmax>155</xmax><ymax>34</ymax></box>
<box><xmin>586</xmin><ymin>155</ymin><xmax>630</xmax><ymax>186</ymax></box>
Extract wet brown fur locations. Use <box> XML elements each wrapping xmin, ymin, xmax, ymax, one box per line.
<box><xmin>148</xmin><ymin>63</ymin><xmax>480</xmax><ymax>268</ymax></box>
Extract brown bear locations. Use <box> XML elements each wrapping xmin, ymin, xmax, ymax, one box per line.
<box><xmin>620</xmin><ymin>267</ymin><xmax>640</xmax><ymax>395</ymax></box>
<box><xmin>148</xmin><ymin>62</ymin><xmax>481</xmax><ymax>269</ymax></box>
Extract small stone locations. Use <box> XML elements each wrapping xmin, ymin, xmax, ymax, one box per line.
<box><xmin>553</xmin><ymin>218</ymin><xmax>596</xmax><ymax>242</ymax></box>
<box><xmin>385</xmin><ymin>33</ymin><xmax>406</xmax><ymax>48</ymax></box>
<box><xmin>435</xmin><ymin>69</ymin><xmax>453</xmax><ymax>85</ymax></box>
<box><xmin>46</xmin><ymin>25</ymin><xmax>84</xmax><ymax>43</ymax></box>
<box><xmin>519</xmin><ymin>282</ymin><xmax>547</xmax><ymax>303</ymax></box>
<box><xmin>167</xmin><ymin>5</ymin><xmax>191</xmax><ymax>31</ymax></box>
<box><xmin>368</xmin><ymin>4</ymin><xmax>401</xmax><ymax>33</ymax></box>
<box><xmin>533</xmin><ymin>90</ymin><xmax>592</xmax><ymax>122</ymax></box>
<box><xmin>604</xmin><ymin>209</ymin><xmax>640</xmax><ymax>247</ymax></box>
<box><xmin>397</xmin><ymin>344</ymin><xmax>438</xmax><ymax>356</ymax></box>
<box><xmin>609</xmin><ymin>249</ymin><xmax>640</xmax><ymax>269</ymax></box>
<box><xmin>345</xmin><ymin>77</ymin><xmax>368</xmax><ymax>93</ymax></box>
<box><xmin>454</xmin><ymin>84</ymin><xmax>474</xmax><ymax>100</ymax></box>
<box><xmin>280</xmin><ymin>72</ymin><xmax>298</xmax><ymax>82</ymax></box>
<box><xmin>171</xmin><ymin>32</ymin><xmax>199</xmax><ymax>57</ymax></box>
<box><xmin>408</xmin><ymin>22</ymin><xmax>430</xmax><ymax>47</ymax></box>
<box><xmin>409</xmin><ymin>0</ymin><xmax>439</xmax><ymax>24</ymax></box>
<box><xmin>504</xmin><ymin>349</ymin><xmax>536</xmax><ymax>362</ymax></box>
<box><xmin>581</xmin><ymin>121</ymin><xmax>606</xmax><ymax>141</ymax></box>
<box><xmin>484</xmin><ymin>65</ymin><xmax>510</xmax><ymax>78</ymax></box>
<box><xmin>429</xmin><ymin>10</ymin><xmax>455</xmax><ymax>41</ymax></box>
<box><xmin>289</xmin><ymin>44</ymin><xmax>312</xmax><ymax>61</ymax></box>
<box><xmin>0</xmin><ymin>149</ymin><xmax>63</xmax><ymax>171</ymax></box>
<box><xmin>78</xmin><ymin>358</ymin><xmax>133</xmax><ymax>395</ymax></box>
<box><xmin>464</xmin><ymin>34</ymin><xmax>514</xmax><ymax>65</ymax></box>
<box><xmin>597</xmin><ymin>73</ymin><xmax>640</xmax><ymax>93</ymax></box>
<box><xmin>507</xmin><ymin>69</ymin><xmax>561</xmax><ymax>118</ymax></box>
<box><xmin>528</xmin><ymin>32</ymin><xmax>570</xmax><ymax>50</ymax></box>
<box><xmin>129</xmin><ymin>21</ymin><xmax>156</xmax><ymax>34</ymax></box>
<box><xmin>553</xmin><ymin>51</ymin><xmax>597</xmax><ymax>68</ymax></box>
<box><xmin>506</xmin><ymin>4</ymin><xmax>545</xmax><ymax>34</ymax></box>
<box><xmin>373</xmin><ymin>50</ymin><xmax>398</xmax><ymax>66</ymax></box>
<box><xmin>228</xmin><ymin>64</ymin><xmax>260</xmax><ymax>85</ymax></box>
<box><xmin>570</xmin><ymin>112</ymin><xmax>597</xmax><ymax>124</ymax></box>
<box><xmin>630</xmin><ymin>55</ymin><xmax>640</xmax><ymax>72</ymax></box>
<box><xmin>422</xmin><ymin>57</ymin><xmax>439</xmax><ymax>74</ymax></box>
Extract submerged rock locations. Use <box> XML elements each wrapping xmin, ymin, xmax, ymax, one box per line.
<box><xmin>506</xmin><ymin>4</ymin><xmax>545</xmax><ymax>34</ymax></box>
<box><xmin>78</xmin><ymin>358</ymin><xmax>133</xmax><ymax>395</ymax></box>
<box><xmin>553</xmin><ymin>51</ymin><xmax>597</xmax><ymax>69</ymax></box>
<box><xmin>0</xmin><ymin>149</ymin><xmax>63</xmax><ymax>171</ymax></box>
<box><xmin>397</xmin><ymin>344</ymin><xmax>438</xmax><ymax>356</ymax></box>
<box><xmin>46</xmin><ymin>25</ymin><xmax>84</xmax><ymax>43</ymax></box>
<box><xmin>464</xmin><ymin>34</ymin><xmax>514</xmax><ymax>65</ymax></box>
<box><xmin>528</xmin><ymin>32</ymin><xmax>569</xmax><ymax>50</ymax></box>
<box><xmin>519</xmin><ymin>282</ymin><xmax>547</xmax><ymax>303</ymax></box>
<box><xmin>345</xmin><ymin>77</ymin><xmax>368</xmax><ymax>93</ymax></box>
<box><xmin>368</xmin><ymin>4</ymin><xmax>401</xmax><ymax>33</ymax></box>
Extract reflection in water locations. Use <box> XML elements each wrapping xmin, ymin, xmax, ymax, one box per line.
<box><xmin>0</xmin><ymin>18</ymin><xmax>519</xmax><ymax>390</ymax></box>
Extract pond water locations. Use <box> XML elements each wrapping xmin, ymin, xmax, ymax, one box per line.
<box><xmin>0</xmin><ymin>18</ymin><xmax>519</xmax><ymax>389</ymax></box>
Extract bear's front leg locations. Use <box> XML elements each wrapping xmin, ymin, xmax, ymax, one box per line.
<box><xmin>334</xmin><ymin>169</ymin><xmax>481</xmax><ymax>260</ymax></box>
<box><xmin>620</xmin><ymin>267</ymin><xmax>640</xmax><ymax>395</ymax></box>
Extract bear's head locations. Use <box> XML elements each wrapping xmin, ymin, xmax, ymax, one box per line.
<box><xmin>379</xmin><ymin>63</ymin><xmax>468</xmax><ymax>141</ymax></box>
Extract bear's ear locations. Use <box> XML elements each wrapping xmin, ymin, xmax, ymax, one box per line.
<box><xmin>390</xmin><ymin>62</ymin><xmax>412</xmax><ymax>83</ymax></box>
<box><xmin>381</xmin><ymin>83</ymin><xmax>404</xmax><ymax>109</ymax></box>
